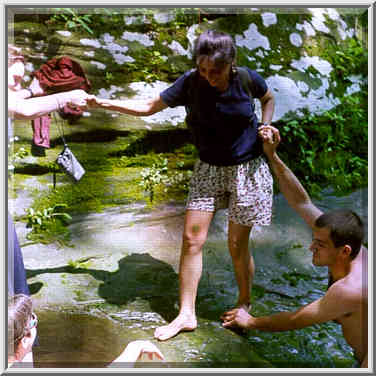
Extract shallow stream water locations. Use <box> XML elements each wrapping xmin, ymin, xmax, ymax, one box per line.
<box><xmin>21</xmin><ymin>187</ymin><xmax>367</xmax><ymax>368</ymax></box>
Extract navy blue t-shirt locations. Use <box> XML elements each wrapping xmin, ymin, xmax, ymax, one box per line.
<box><xmin>160</xmin><ymin>67</ymin><xmax>268</xmax><ymax>166</ymax></box>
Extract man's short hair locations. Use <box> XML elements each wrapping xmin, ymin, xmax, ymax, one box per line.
<box><xmin>315</xmin><ymin>209</ymin><xmax>364</xmax><ymax>258</ymax></box>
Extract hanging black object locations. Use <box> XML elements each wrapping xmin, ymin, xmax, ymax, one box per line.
<box><xmin>53</xmin><ymin>113</ymin><xmax>85</xmax><ymax>188</ymax></box>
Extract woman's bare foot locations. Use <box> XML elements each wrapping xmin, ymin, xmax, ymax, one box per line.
<box><xmin>154</xmin><ymin>313</ymin><xmax>197</xmax><ymax>341</ymax></box>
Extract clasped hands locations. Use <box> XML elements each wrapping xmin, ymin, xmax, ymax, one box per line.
<box><xmin>258</xmin><ymin>124</ymin><xmax>281</xmax><ymax>155</ymax></box>
<box><xmin>65</xmin><ymin>91</ymin><xmax>102</xmax><ymax>111</ymax></box>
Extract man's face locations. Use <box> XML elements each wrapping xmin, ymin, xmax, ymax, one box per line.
<box><xmin>309</xmin><ymin>226</ymin><xmax>342</xmax><ymax>267</ymax></box>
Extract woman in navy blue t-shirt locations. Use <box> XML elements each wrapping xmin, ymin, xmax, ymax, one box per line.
<box><xmin>88</xmin><ymin>30</ymin><xmax>275</xmax><ymax>341</ymax></box>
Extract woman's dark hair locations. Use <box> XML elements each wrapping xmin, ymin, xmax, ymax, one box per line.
<box><xmin>193</xmin><ymin>30</ymin><xmax>236</xmax><ymax>68</ymax></box>
<box><xmin>315</xmin><ymin>209</ymin><xmax>364</xmax><ymax>259</ymax></box>
<box><xmin>8</xmin><ymin>294</ymin><xmax>32</xmax><ymax>357</ymax></box>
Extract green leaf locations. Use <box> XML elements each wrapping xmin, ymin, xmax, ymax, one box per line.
<box><xmin>77</xmin><ymin>18</ymin><xmax>93</xmax><ymax>34</ymax></box>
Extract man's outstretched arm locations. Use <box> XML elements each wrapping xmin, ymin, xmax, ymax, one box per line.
<box><xmin>259</xmin><ymin>125</ymin><xmax>323</xmax><ymax>229</ymax></box>
<box><xmin>221</xmin><ymin>281</ymin><xmax>360</xmax><ymax>331</ymax></box>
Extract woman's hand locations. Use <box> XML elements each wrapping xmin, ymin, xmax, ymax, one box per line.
<box><xmin>116</xmin><ymin>340</ymin><xmax>165</xmax><ymax>363</ymax></box>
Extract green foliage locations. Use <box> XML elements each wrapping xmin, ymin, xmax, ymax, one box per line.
<box><xmin>140</xmin><ymin>50</ymin><xmax>167</xmax><ymax>82</ymax></box>
<box><xmin>278</xmin><ymin>89</ymin><xmax>367</xmax><ymax>198</ymax></box>
<box><xmin>50</xmin><ymin>8</ymin><xmax>94</xmax><ymax>34</ymax></box>
<box><xmin>104</xmin><ymin>72</ymin><xmax>115</xmax><ymax>84</ymax></box>
<box><xmin>8</xmin><ymin>136</ymin><xmax>28</xmax><ymax>178</ymax></box>
<box><xmin>25</xmin><ymin>204</ymin><xmax>72</xmax><ymax>245</ymax></box>
<box><xmin>139</xmin><ymin>156</ymin><xmax>169</xmax><ymax>202</ymax></box>
<box><xmin>26</xmin><ymin>204</ymin><xmax>72</xmax><ymax>232</ymax></box>
<box><xmin>139</xmin><ymin>155</ymin><xmax>192</xmax><ymax>203</ymax></box>
<box><xmin>8</xmin><ymin>146</ymin><xmax>28</xmax><ymax>173</ymax></box>
<box><xmin>330</xmin><ymin>39</ymin><xmax>368</xmax><ymax>79</ymax></box>
<box><xmin>173</xmin><ymin>8</ymin><xmax>201</xmax><ymax>26</ymax></box>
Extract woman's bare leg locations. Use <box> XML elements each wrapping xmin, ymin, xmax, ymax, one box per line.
<box><xmin>154</xmin><ymin>210</ymin><xmax>214</xmax><ymax>341</ymax></box>
<box><xmin>227</xmin><ymin>221</ymin><xmax>253</xmax><ymax>310</ymax></box>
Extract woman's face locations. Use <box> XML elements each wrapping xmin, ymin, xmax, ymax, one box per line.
<box><xmin>8</xmin><ymin>60</ymin><xmax>25</xmax><ymax>92</ymax></box>
<box><xmin>198</xmin><ymin>56</ymin><xmax>231</xmax><ymax>91</ymax></box>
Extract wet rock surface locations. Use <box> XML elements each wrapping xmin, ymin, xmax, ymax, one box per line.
<box><xmin>13</xmin><ymin>187</ymin><xmax>366</xmax><ymax>368</ymax></box>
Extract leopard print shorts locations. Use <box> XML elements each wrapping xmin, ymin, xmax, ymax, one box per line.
<box><xmin>186</xmin><ymin>156</ymin><xmax>273</xmax><ymax>226</ymax></box>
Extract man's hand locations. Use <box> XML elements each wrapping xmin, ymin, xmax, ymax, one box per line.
<box><xmin>258</xmin><ymin>125</ymin><xmax>281</xmax><ymax>157</ymax></box>
<box><xmin>221</xmin><ymin>307</ymin><xmax>253</xmax><ymax>329</ymax></box>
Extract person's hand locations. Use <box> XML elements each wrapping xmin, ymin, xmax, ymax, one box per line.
<box><xmin>65</xmin><ymin>89</ymin><xmax>91</xmax><ymax>110</ymax></box>
<box><xmin>258</xmin><ymin>125</ymin><xmax>281</xmax><ymax>156</ymax></box>
<box><xmin>28</xmin><ymin>77</ymin><xmax>44</xmax><ymax>97</ymax></box>
<box><xmin>221</xmin><ymin>307</ymin><xmax>252</xmax><ymax>329</ymax></box>
<box><xmin>118</xmin><ymin>340</ymin><xmax>165</xmax><ymax>363</ymax></box>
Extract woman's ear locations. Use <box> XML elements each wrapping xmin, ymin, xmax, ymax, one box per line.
<box><xmin>342</xmin><ymin>245</ymin><xmax>352</xmax><ymax>258</ymax></box>
<box><xmin>20</xmin><ymin>330</ymin><xmax>34</xmax><ymax>351</ymax></box>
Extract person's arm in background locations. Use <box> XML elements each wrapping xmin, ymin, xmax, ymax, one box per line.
<box><xmin>259</xmin><ymin>125</ymin><xmax>322</xmax><ymax>228</ymax></box>
<box><xmin>87</xmin><ymin>95</ymin><xmax>168</xmax><ymax>117</ymax></box>
<box><xmin>8</xmin><ymin>89</ymin><xmax>90</xmax><ymax>120</ymax></box>
<box><xmin>108</xmin><ymin>340</ymin><xmax>164</xmax><ymax>367</ymax></box>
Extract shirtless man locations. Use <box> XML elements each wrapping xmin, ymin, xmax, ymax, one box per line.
<box><xmin>221</xmin><ymin>125</ymin><xmax>368</xmax><ymax>368</ymax></box>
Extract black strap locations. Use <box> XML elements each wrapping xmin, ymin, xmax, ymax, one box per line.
<box><xmin>53</xmin><ymin>112</ymin><xmax>68</xmax><ymax>147</ymax></box>
<box><xmin>237</xmin><ymin>66</ymin><xmax>255</xmax><ymax>109</ymax></box>
<box><xmin>52</xmin><ymin>113</ymin><xmax>68</xmax><ymax>189</ymax></box>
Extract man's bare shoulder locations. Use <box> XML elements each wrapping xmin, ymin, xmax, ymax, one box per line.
<box><xmin>325</xmin><ymin>279</ymin><xmax>362</xmax><ymax>315</ymax></box>
<box><xmin>328</xmin><ymin>248</ymin><xmax>367</xmax><ymax>302</ymax></box>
